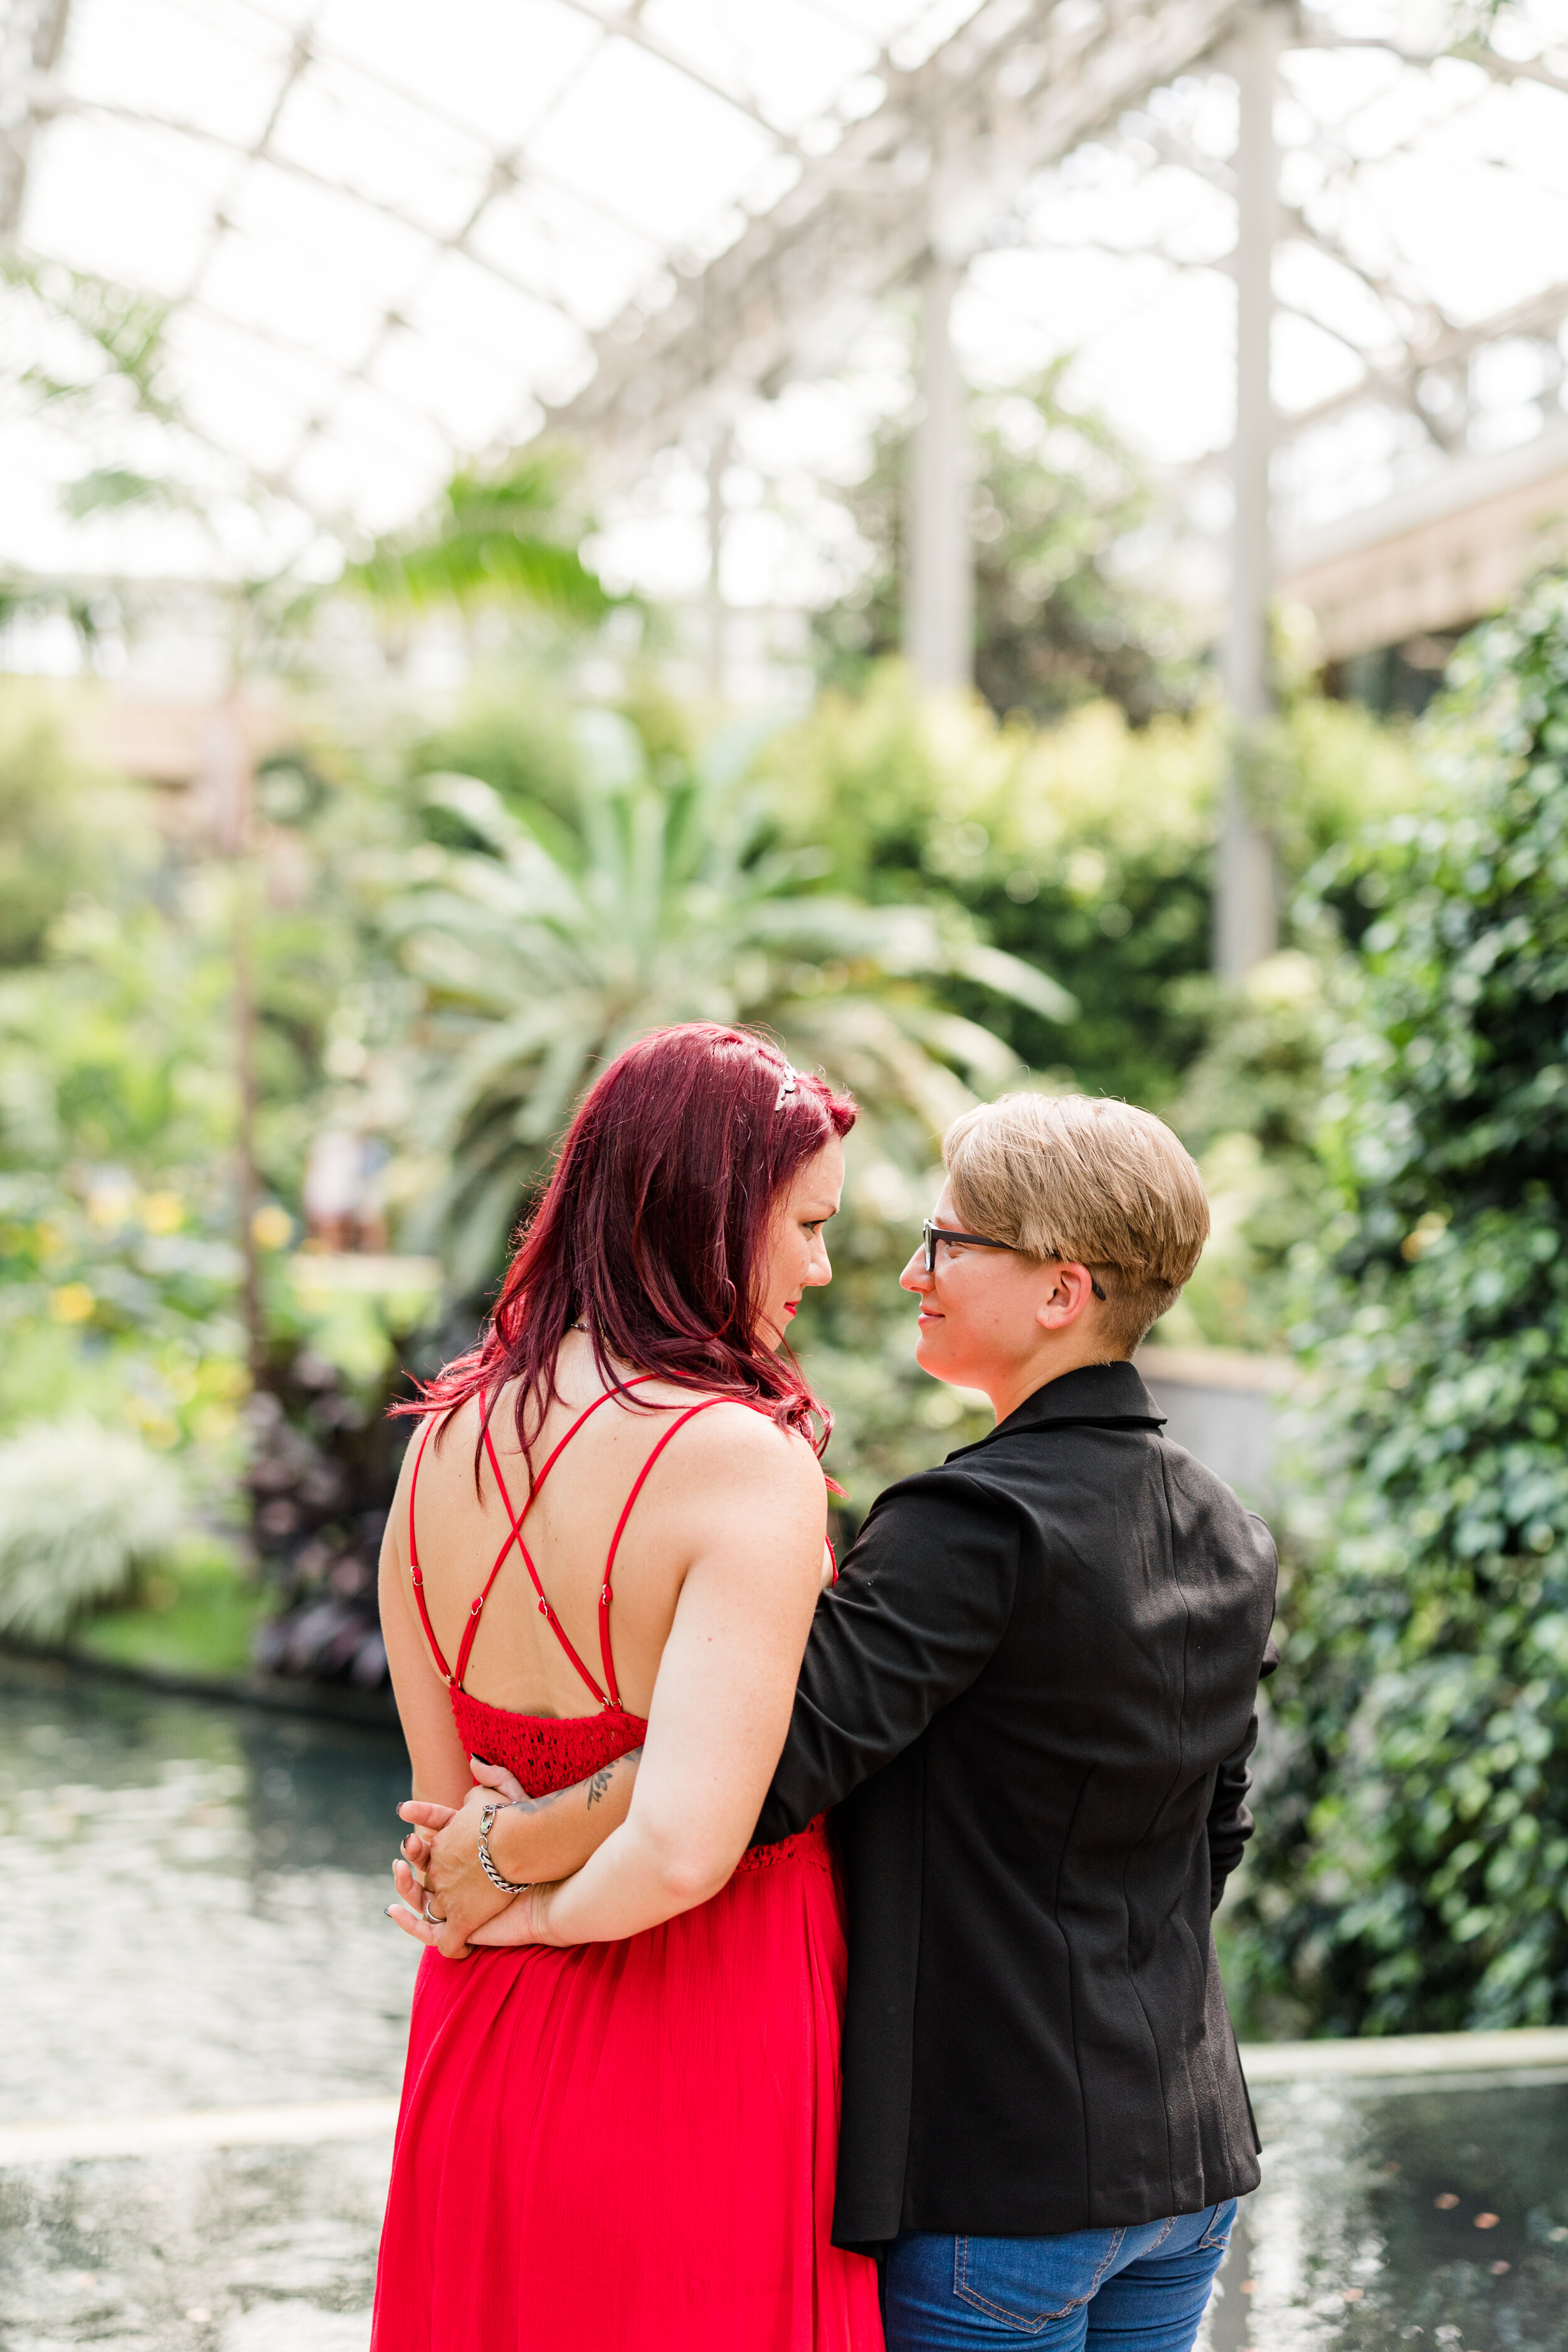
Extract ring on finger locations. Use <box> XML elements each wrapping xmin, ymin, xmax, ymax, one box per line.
<box><xmin>423</xmin><ymin>1897</ymin><xmax>446</xmax><ymax>1926</ymax></box>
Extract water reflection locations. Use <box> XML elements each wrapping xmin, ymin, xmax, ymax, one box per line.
<box><xmin>1215</xmin><ymin>2074</ymin><xmax>1568</xmax><ymax>2349</ymax></box>
<box><xmin>238</xmin><ymin>1710</ymin><xmax>423</xmax><ymax>1880</ymax></box>
<box><xmin>8</xmin><ymin>1659</ymin><xmax>1568</xmax><ymax>2351</ymax></box>
<box><xmin>0</xmin><ymin>1656</ymin><xmax>418</xmax><ymax>2127</ymax></box>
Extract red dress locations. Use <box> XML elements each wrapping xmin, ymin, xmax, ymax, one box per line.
<box><xmin>372</xmin><ymin>1382</ymin><xmax>883</xmax><ymax>2352</ymax></box>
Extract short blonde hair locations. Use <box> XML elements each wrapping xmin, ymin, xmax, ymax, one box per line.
<box><xmin>942</xmin><ymin>1093</ymin><xmax>1209</xmax><ymax>1356</ymax></box>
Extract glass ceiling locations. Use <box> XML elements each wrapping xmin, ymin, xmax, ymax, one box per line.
<box><xmin>4</xmin><ymin>0</ymin><xmax>1568</xmax><ymax>619</ymax></box>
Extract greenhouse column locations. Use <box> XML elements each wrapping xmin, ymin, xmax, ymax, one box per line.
<box><xmin>706</xmin><ymin>423</ymin><xmax>730</xmax><ymax>702</ymax></box>
<box><xmin>906</xmin><ymin>255</ymin><xmax>973</xmax><ymax>693</ymax></box>
<box><xmin>1217</xmin><ymin>0</ymin><xmax>1287</xmax><ymax>979</ymax></box>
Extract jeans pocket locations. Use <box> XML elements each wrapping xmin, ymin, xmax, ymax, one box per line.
<box><xmin>953</xmin><ymin>2230</ymin><xmax>1126</xmax><ymax>2334</ymax></box>
<box><xmin>1197</xmin><ymin>2199</ymin><xmax>1239</xmax><ymax>2253</ymax></box>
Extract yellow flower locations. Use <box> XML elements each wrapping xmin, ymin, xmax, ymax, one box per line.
<box><xmin>50</xmin><ymin>1283</ymin><xmax>96</xmax><ymax>1323</ymax></box>
<box><xmin>252</xmin><ymin>1205</ymin><xmax>294</xmax><ymax>1251</ymax></box>
<box><xmin>142</xmin><ymin>1192</ymin><xmax>185</xmax><ymax>1235</ymax></box>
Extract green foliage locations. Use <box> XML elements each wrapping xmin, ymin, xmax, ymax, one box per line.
<box><xmin>1239</xmin><ymin>572</ymin><xmax>1568</xmax><ymax>2033</ymax></box>
<box><xmin>0</xmin><ymin>686</ymin><xmax>150</xmax><ymax>966</ymax></box>
<box><xmin>71</xmin><ymin>1538</ymin><xmax>267</xmax><ymax>1679</ymax></box>
<box><xmin>763</xmin><ymin>670</ymin><xmax>1418</xmax><ymax>1081</ymax></box>
<box><xmin>347</xmin><ymin>452</ymin><xmax>612</xmax><ymax>625</ymax></box>
<box><xmin>408</xmin><ymin>670</ymin><xmax>583</xmax><ymax>837</ymax></box>
<box><xmin>389</xmin><ymin>705</ymin><xmax>1068</xmax><ymax>1308</ymax></box>
<box><xmin>0</xmin><ymin>1416</ymin><xmax>188</xmax><ymax>1643</ymax></box>
<box><xmin>759</xmin><ymin>667</ymin><xmax>1430</xmax><ymax>1355</ymax></box>
<box><xmin>2</xmin><ymin>255</ymin><xmax>176</xmax><ymax>425</ymax></box>
<box><xmin>1160</xmin><ymin>951</ymin><xmax>1337</xmax><ymax>1352</ymax></box>
<box><xmin>0</xmin><ymin>709</ymin><xmax>429</xmax><ymax>1481</ymax></box>
<box><xmin>760</xmin><ymin>672</ymin><xmax>1214</xmax><ymax>1105</ymax></box>
<box><xmin>0</xmin><ymin>889</ymin><xmax>250</xmax><ymax>1450</ymax></box>
<box><xmin>1236</xmin><ymin>683</ymin><xmax>1438</xmax><ymax>894</ymax></box>
<box><xmin>812</xmin><ymin>368</ymin><xmax>1200</xmax><ymax>725</ymax></box>
<box><xmin>1152</xmin><ymin>692</ymin><xmax>1428</xmax><ymax>1347</ymax></box>
<box><xmin>0</xmin><ymin>257</ymin><xmax>240</xmax><ymax>656</ymax></box>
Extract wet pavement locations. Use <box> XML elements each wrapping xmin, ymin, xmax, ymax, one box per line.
<box><xmin>6</xmin><ymin>1655</ymin><xmax>1568</xmax><ymax>2350</ymax></box>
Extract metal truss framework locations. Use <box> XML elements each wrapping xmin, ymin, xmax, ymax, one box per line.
<box><xmin>4</xmin><ymin>1</ymin><xmax>1567</xmax><ymax>535</ymax></box>
<box><xmin>7</xmin><ymin>0</ymin><xmax>1568</xmax><ymax>982</ymax></box>
<box><xmin>548</xmin><ymin>4</ymin><xmax>1568</xmax><ymax>502</ymax></box>
<box><xmin>550</xmin><ymin>0</ymin><xmax>1251</xmax><ymax>472</ymax></box>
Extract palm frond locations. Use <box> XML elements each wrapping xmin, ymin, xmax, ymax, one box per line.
<box><xmin>945</xmin><ymin>941</ymin><xmax>1077</xmax><ymax>1025</ymax></box>
<box><xmin>346</xmin><ymin>451</ymin><xmax>613</xmax><ymax>624</ymax></box>
<box><xmin>391</xmin><ymin>730</ymin><xmax>1052</xmax><ymax>1295</ymax></box>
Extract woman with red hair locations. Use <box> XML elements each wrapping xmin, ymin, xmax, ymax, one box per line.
<box><xmin>371</xmin><ymin>1024</ymin><xmax>880</xmax><ymax>2351</ymax></box>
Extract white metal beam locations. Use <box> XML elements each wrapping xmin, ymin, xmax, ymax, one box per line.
<box><xmin>1217</xmin><ymin>0</ymin><xmax>1286</xmax><ymax>982</ymax></box>
<box><xmin>906</xmin><ymin>255</ymin><xmax>972</xmax><ymax>692</ymax></box>
<box><xmin>1275</xmin><ymin>277</ymin><xmax>1568</xmax><ymax>452</ymax></box>
<box><xmin>0</xmin><ymin>0</ymin><xmax>73</xmax><ymax>236</ymax></box>
<box><xmin>549</xmin><ymin>0</ymin><xmax>1248</xmax><ymax>480</ymax></box>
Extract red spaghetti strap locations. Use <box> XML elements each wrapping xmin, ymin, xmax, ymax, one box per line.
<box><xmin>465</xmin><ymin>1417</ymin><xmax>605</xmax><ymax>1702</ymax></box>
<box><xmin>459</xmin><ymin>1378</ymin><xmax>659</xmax><ymax>1701</ymax></box>
<box><xmin>524</xmin><ymin>1376</ymin><xmax>655</xmax><ymax>1500</ymax></box>
<box><xmin>405</xmin><ymin>1417</ymin><xmax>456</xmax><ymax>1684</ymax></box>
<box><xmin>597</xmin><ymin>1399</ymin><xmax>731</xmax><ymax>1708</ymax></box>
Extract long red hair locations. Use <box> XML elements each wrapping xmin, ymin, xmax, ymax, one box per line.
<box><xmin>398</xmin><ymin>1024</ymin><xmax>856</xmax><ymax>1463</ymax></box>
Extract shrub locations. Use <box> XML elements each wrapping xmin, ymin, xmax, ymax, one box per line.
<box><xmin>1241</xmin><ymin>573</ymin><xmax>1568</xmax><ymax>2033</ymax></box>
<box><xmin>0</xmin><ymin>1416</ymin><xmax>186</xmax><ymax>1643</ymax></box>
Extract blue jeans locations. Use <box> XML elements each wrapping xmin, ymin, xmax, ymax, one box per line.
<box><xmin>884</xmin><ymin>2201</ymin><xmax>1237</xmax><ymax>2350</ymax></box>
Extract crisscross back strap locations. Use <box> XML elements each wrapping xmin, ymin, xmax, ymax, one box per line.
<box><xmin>405</xmin><ymin>1378</ymin><xmax>653</xmax><ymax>1692</ymax></box>
<box><xmin>596</xmin><ymin>1398</ymin><xmax>731</xmax><ymax>1707</ymax></box>
<box><xmin>408</xmin><ymin>1379</ymin><xmax>755</xmax><ymax>1708</ymax></box>
<box><xmin>467</xmin><ymin>1379</ymin><xmax>657</xmax><ymax>1700</ymax></box>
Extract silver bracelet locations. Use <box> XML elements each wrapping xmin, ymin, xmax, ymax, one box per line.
<box><xmin>477</xmin><ymin>1799</ymin><xmax>531</xmax><ymax>1895</ymax></box>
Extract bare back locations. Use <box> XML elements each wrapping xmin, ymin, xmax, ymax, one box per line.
<box><xmin>401</xmin><ymin>1347</ymin><xmax>761</xmax><ymax>1719</ymax></box>
<box><xmin>383</xmin><ymin>1332</ymin><xmax>835</xmax><ymax>1814</ymax></box>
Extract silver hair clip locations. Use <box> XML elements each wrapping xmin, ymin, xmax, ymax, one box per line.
<box><xmin>774</xmin><ymin>1059</ymin><xmax>800</xmax><ymax>1111</ymax></box>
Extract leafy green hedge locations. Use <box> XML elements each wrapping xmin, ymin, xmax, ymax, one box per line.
<box><xmin>1241</xmin><ymin>574</ymin><xmax>1568</xmax><ymax>2034</ymax></box>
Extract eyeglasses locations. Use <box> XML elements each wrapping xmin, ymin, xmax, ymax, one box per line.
<box><xmin>921</xmin><ymin>1220</ymin><xmax>1107</xmax><ymax>1300</ymax></box>
<box><xmin>922</xmin><ymin>1221</ymin><xmax>1012</xmax><ymax>1273</ymax></box>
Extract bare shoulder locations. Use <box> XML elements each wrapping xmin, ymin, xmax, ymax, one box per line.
<box><xmin>393</xmin><ymin>1398</ymin><xmax>473</xmax><ymax>1494</ymax></box>
<box><xmin>665</xmin><ymin>1399</ymin><xmax>826</xmax><ymax>1516</ymax></box>
<box><xmin>383</xmin><ymin>1410</ymin><xmax>428</xmax><ymax>1562</ymax></box>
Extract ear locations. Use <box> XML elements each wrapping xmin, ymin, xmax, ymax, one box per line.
<box><xmin>1035</xmin><ymin>1261</ymin><xmax>1100</xmax><ymax>1333</ymax></box>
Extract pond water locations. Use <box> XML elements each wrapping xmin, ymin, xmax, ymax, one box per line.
<box><xmin>1210</xmin><ymin>2074</ymin><xmax>1568</xmax><ymax>2351</ymax></box>
<box><xmin>0</xmin><ymin>1656</ymin><xmax>417</xmax><ymax>2352</ymax></box>
<box><xmin>5</xmin><ymin>1658</ymin><xmax>1568</xmax><ymax>2351</ymax></box>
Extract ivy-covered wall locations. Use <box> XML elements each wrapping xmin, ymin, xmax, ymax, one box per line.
<box><xmin>1238</xmin><ymin>575</ymin><xmax>1568</xmax><ymax>2035</ymax></box>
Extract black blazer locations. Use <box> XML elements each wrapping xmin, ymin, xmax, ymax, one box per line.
<box><xmin>752</xmin><ymin>1360</ymin><xmax>1278</xmax><ymax>2252</ymax></box>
